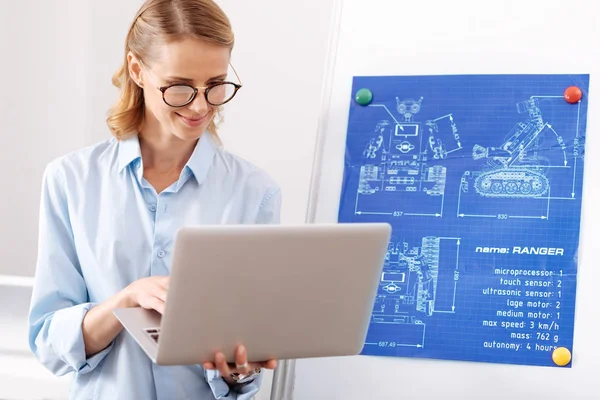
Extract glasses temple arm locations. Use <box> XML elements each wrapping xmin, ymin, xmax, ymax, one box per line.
<box><xmin>230</xmin><ymin>62</ymin><xmax>243</xmax><ymax>86</ymax></box>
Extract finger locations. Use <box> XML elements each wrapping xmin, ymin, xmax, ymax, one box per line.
<box><xmin>234</xmin><ymin>345</ymin><xmax>251</xmax><ymax>374</ymax></box>
<box><xmin>152</xmin><ymin>286</ymin><xmax>167</xmax><ymax>304</ymax></box>
<box><xmin>203</xmin><ymin>362</ymin><xmax>216</xmax><ymax>370</ymax></box>
<box><xmin>246</xmin><ymin>362</ymin><xmax>264</xmax><ymax>371</ymax></box>
<box><xmin>263</xmin><ymin>359</ymin><xmax>278</xmax><ymax>369</ymax></box>
<box><xmin>158</xmin><ymin>276</ymin><xmax>170</xmax><ymax>289</ymax></box>
<box><xmin>150</xmin><ymin>296</ymin><xmax>165</xmax><ymax>315</ymax></box>
<box><xmin>247</xmin><ymin>359</ymin><xmax>276</xmax><ymax>370</ymax></box>
<box><xmin>215</xmin><ymin>351</ymin><xmax>231</xmax><ymax>378</ymax></box>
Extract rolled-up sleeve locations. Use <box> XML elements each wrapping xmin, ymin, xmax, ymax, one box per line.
<box><xmin>28</xmin><ymin>161</ymin><xmax>113</xmax><ymax>375</ymax></box>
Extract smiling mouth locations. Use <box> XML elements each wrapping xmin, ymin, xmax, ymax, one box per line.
<box><xmin>176</xmin><ymin>112</ymin><xmax>208</xmax><ymax>127</ymax></box>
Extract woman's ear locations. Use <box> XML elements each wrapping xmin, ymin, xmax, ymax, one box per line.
<box><xmin>127</xmin><ymin>51</ymin><xmax>144</xmax><ymax>88</ymax></box>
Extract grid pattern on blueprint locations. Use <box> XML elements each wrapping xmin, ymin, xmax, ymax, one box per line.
<box><xmin>336</xmin><ymin>74</ymin><xmax>589</xmax><ymax>367</ymax></box>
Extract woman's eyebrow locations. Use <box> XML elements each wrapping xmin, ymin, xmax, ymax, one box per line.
<box><xmin>209</xmin><ymin>73</ymin><xmax>228</xmax><ymax>80</ymax></box>
<box><xmin>165</xmin><ymin>73</ymin><xmax>228</xmax><ymax>83</ymax></box>
<box><xmin>165</xmin><ymin>75</ymin><xmax>194</xmax><ymax>83</ymax></box>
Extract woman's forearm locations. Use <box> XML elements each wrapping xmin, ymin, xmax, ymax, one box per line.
<box><xmin>81</xmin><ymin>290</ymin><xmax>134</xmax><ymax>356</ymax></box>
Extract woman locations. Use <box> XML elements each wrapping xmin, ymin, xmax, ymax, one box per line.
<box><xmin>27</xmin><ymin>0</ymin><xmax>280</xmax><ymax>398</ymax></box>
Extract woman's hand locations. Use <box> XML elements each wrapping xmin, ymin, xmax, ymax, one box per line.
<box><xmin>82</xmin><ymin>276</ymin><xmax>168</xmax><ymax>356</ymax></box>
<box><xmin>203</xmin><ymin>344</ymin><xmax>277</xmax><ymax>385</ymax></box>
<box><xmin>122</xmin><ymin>276</ymin><xmax>170</xmax><ymax>314</ymax></box>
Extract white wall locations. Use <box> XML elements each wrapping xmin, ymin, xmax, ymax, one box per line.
<box><xmin>0</xmin><ymin>3</ymin><xmax>94</xmax><ymax>394</ymax></box>
<box><xmin>0</xmin><ymin>0</ymin><xmax>333</xmax><ymax>398</ymax></box>
<box><xmin>0</xmin><ymin>0</ymin><xmax>91</xmax><ymax>278</ymax></box>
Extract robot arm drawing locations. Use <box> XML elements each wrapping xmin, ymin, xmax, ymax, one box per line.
<box><xmin>472</xmin><ymin>98</ymin><xmax>549</xmax><ymax>168</ymax></box>
<box><xmin>363</xmin><ymin>121</ymin><xmax>389</xmax><ymax>160</ymax></box>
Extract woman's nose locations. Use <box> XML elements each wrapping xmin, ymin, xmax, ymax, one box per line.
<box><xmin>188</xmin><ymin>92</ymin><xmax>210</xmax><ymax>115</ymax></box>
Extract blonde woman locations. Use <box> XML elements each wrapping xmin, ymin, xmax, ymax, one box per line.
<box><xmin>27</xmin><ymin>0</ymin><xmax>280</xmax><ymax>398</ymax></box>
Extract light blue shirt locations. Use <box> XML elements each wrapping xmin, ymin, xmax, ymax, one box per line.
<box><xmin>27</xmin><ymin>132</ymin><xmax>281</xmax><ymax>399</ymax></box>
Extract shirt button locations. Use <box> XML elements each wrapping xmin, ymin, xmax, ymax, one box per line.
<box><xmin>149</xmin><ymin>204</ymin><xmax>157</xmax><ymax>212</ymax></box>
<box><xmin>157</xmin><ymin>250</ymin><xmax>165</xmax><ymax>258</ymax></box>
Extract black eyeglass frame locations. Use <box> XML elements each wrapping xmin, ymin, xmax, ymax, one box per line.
<box><xmin>158</xmin><ymin>79</ymin><xmax>242</xmax><ymax>108</ymax></box>
<box><xmin>140</xmin><ymin>59</ymin><xmax>243</xmax><ymax>108</ymax></box>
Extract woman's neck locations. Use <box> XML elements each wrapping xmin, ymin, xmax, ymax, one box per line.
<box><xmin>138</xmin><ymin>130</ymin><xmax>196</xmax><ymax>174</ymax></box>
<box><xmin>137</xmin><ymin>126</ymin><xmax>197</xmax><ymax>193</ymax></box>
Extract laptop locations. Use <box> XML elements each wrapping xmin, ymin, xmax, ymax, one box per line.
<box><xmin>113</xmin><ymin>222</ymin><xmax>391</xmax><ymax>365</ymax></box>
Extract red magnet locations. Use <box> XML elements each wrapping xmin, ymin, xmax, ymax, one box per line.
<box><xmin>564</xmin><ymin>86</ymin><xmax>582</xmax><ymax>104</ymax></box>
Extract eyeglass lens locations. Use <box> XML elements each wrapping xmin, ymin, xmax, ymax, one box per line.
<box><xmin>163</xmin><ymin>83</ymin><xmax>237</xmax><ymax>106</ymax></box>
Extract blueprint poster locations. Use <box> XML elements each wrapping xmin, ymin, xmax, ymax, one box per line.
<box><xmin>338</xmin><ymin>74</ymin><xmax>589</xmax><ymax>367</ymax></box>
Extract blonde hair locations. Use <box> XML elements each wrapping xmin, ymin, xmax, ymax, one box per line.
<box><xmin>106</xmin><ymin>0</ymin><xmax>234</xmax><ymax>141</ymax></box>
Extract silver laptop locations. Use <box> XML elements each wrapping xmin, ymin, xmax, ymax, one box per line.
<box><xmin>114</xmin><ymin>222</ymin><xmax>391</xmax><ymax>365</ymax></box>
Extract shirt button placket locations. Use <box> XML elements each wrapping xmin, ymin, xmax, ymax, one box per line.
<box><xmin>153</xmin><ymin>196</ymin><xmax>169</xmax><ymax>276</ymax></box>
<box><xmin>147</xmin><ymin>193</ymin><xmax>159</xmax><ymax>277</ymax></box>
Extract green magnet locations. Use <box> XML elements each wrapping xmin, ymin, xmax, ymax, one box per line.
<box><xmin>355</xmin><ymin>88</ymin><xmax>373</xmax><ymax>106</ymax></box>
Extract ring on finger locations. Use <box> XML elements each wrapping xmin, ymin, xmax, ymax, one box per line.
<box><xmin>236</xmin><ymin>362</ymin><xmax>248</xmax><ymax>370</ymax></box>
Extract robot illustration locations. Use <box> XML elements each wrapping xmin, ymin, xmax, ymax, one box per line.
<box><xmin>358</xmin><ymin>97</ymin><xmax>459</xmax><ymax>198</ymax></box>
<box><xmin>363</xmin><ymin>96</ymin><xmax>455</xmax><ymax>161</ymax></box>
<box><xmin>372</xmin><ymin>236</ymin><xmax>440</xmax><ymax>323</ymax></box>
<box><xmin>462</xmin><ymin>98</ymin><xmax>555</xmax><ymax>198</ymax></box>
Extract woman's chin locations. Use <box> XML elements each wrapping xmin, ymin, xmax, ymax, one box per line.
<box><xmin>172</xmin><ymin>119</ymin><xmax>211</xmax><ymax>140</ymax></box>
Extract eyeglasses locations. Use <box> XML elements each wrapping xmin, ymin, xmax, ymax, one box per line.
<box><xmin>140</xmin><ymin>61</ymin><xmax>243</xmax><ymax>107</ymax></box>
<box><xmin>160</xmin><ymin>80</ymin><xmax>241</xmax><ymax>107</ymax></box>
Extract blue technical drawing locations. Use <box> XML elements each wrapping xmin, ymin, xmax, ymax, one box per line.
<box><xmin>337</xmin><ymin>74</ymin><xmax>589</xmax><ymax>367</ymax></box>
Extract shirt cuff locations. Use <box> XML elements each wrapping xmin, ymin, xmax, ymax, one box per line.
<box><xmin>48</xmin><ymin>302</ymin><xmax>114</xmax><ymax>374</ymax></box>
<box><xmin>204</xmin><ymin>369</ymin><xmax>232</xmax><ymax>399</ymax></box>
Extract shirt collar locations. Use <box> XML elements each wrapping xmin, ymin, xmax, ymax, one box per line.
<box><xmin>185</xmin><ymin>132</ymin><xmax>218</xmax><ymax>184</ymax></box>
<box><xmin>118</xmin><ymin>135</ymin><xmax>142</xmax><ymax>173</ymax></box>
<box><xmin>117</xmin><ymin>132</ymin><xmax>218</xmax><ymax>185</ymax></box>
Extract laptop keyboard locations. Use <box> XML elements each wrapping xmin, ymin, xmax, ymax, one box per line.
<box><xmin>144</xmin><ymin>327</ymin><xmax>161</xmax><ymax>343</ymax></box>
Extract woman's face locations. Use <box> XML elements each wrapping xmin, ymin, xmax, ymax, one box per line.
<box><xmin>130</xmin><ymin>37</ymin><xmax>231</xmax><ymax>142</ymax></box>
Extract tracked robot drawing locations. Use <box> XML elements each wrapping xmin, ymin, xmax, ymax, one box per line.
<box><xmin>461</xmin><ymin>98</ymin><xmax>561</xmax><ymax>199</ymax></box>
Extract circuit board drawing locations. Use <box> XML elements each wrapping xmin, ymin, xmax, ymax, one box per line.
<box><xmin>362</xmin><ymin>236</ymin><xmax>461</xmax><ymax>350</ymax></box>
